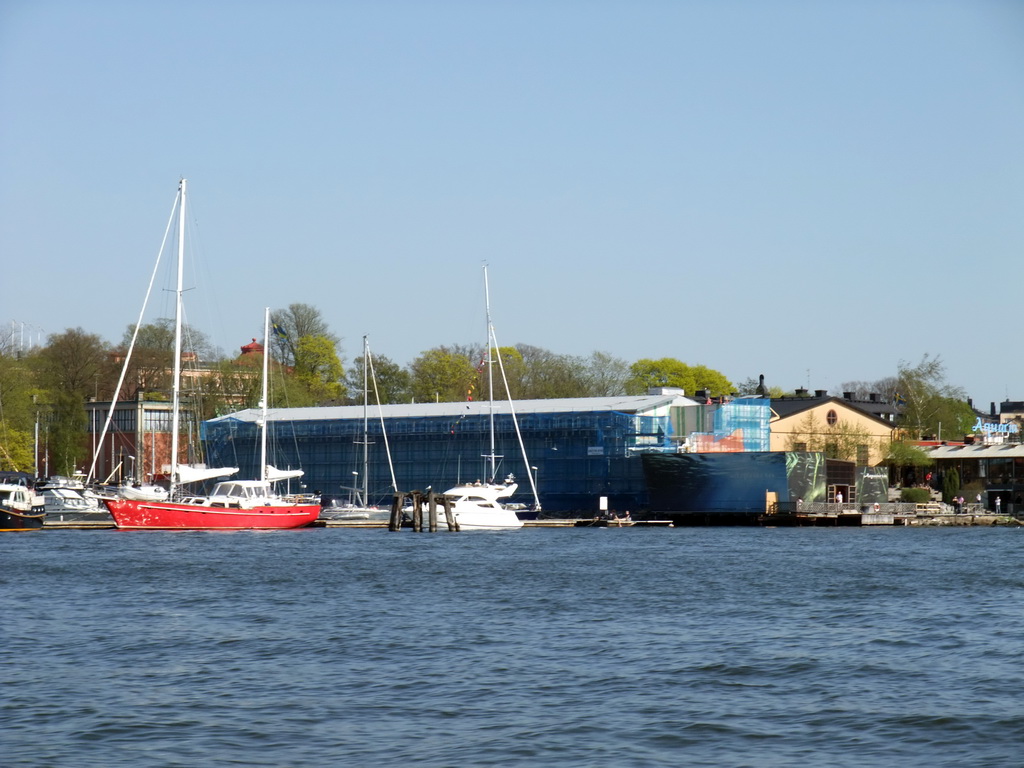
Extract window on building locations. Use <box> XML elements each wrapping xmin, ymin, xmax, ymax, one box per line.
<box><xmin>826</xmin><ymin>409</ymin><xmax>838</xmax><ymax>426</ymax></box>
<box><xmin>857</xmin><ymin>445</ymin><xmax>869</xmax><ymax>466</ymax></box>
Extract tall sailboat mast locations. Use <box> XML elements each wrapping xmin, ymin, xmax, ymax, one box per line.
<box><xmin>480</xmin><ymin>264</ymin><xmax>542</xmax><ymax>511</ymax></box>
<box><xmin>484</xmin><ymin>265</ymin><xmax>498</xmax><ymax>483</ymax></box>
<box><xmin>260</xmin><ymin>308</ymin><xmax>271</xmax><ymax>483</ymax></box>
<box><xmin>361</xmin><ymin>334</ymin><xmax>369</xmax><ymax>506</ymax></box>
<box><xmin>168</xmin><ymin>178</ymin><xmax>186</xmax><ymax>500</ymax></box>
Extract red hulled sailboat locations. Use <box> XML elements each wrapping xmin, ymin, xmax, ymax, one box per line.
<box><xmin>104</xmin><ymin>180</ymin><xmax>319</xmax><ymax>530</ymax></box>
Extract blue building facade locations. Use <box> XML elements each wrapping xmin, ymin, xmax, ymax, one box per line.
<box><xmin>201</xmin><ymin>394</ymin><xmax>696</xmax><ymax>515</ymax></box>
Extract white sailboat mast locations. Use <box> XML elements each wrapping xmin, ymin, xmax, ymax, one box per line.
<box><xmin>169</xmin><ymin>178</ymin><xmax>186</xmax><ymax>499</ymax></box>
<box><xmin>366</xmin><ymin>339</ymin><xmax>399</xmax><ymax>495</ymax></box>
<box><xmin>484</xmin><ymin>265</ymin><xmax>497</xmax><ymax>483</ymax></box>
<box><xmin>260</xmin><ymin>307</ymin><xmax>271</xmax><ymax>483</ymax></box>
<box><xmin>481</xmin><ymin>264</ymin><xmax>542</xmax><ymax>510</ymax></box>
<box><xmin>362</xmin><ymin>334</ymin><xmax>369</xmax><ymax>506</ymax></box>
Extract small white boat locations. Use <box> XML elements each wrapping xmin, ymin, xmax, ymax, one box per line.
<box><xmin>441</xmin><ymin>476</ymin><xmax>524</xmax><ymax>530</ymax></box>
<box><xmin>40</xmin><ymin>485</ymin><xmax>115</xmax><ymax>529</ymax></box>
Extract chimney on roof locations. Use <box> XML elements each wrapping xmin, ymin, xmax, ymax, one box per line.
<box><xmin>991</xmin><ymin>402</ymin><xmax>997</xmax><ymax>417</ymax></box>
<box><xmin>843</xmin><ymin>392</ymin><xmax>854</xmax><ymax>400</ymax></box>
<box><xmin>795</xmin><ymin>387</ymin><xmax>808</xmax><ymax>397</ymax></box>
<box><xmin>869</xmin><ymin>393</ymin><xmax>878</xmax><ymax>402</ymax></box>
<box><xmin>815</xmin><ymin>390</ymin><xmax>827</xmax><ymax>398</ymax></box>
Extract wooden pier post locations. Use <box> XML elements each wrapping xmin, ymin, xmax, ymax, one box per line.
<box><xmin>442</xmin><ymin>495</ymin><xmax>459</xmax><ymax>531</ymax></box>
<box><xmin>427</xmin><ymin>490</ymin><xmax>438</xmax><ymax>532</ymax></box>
<box><xmin>411</xmin><ymin>491</ymin><xmax>423</xmax><ymax>532</ymax></box>
<box><xmin>389</xmin><ymin>493</ymin><xmax>405</xmax><ymax>532</ymax></box>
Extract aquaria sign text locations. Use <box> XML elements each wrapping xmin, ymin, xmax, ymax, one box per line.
<box><xmin>973</xmin><ymin>418</ymin><xmax>1020</xmax><ymax>435</ymax></box>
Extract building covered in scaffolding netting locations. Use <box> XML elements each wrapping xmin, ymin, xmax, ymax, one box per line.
<box><xmin>201</xmin><ymin>390</ymin><xmax>712</xmax><ymax>515</ymax></box>
<box><xmin>686</xmin><ymin>397</ymin><xmax>772</xmax><ymax>452</ymax></box>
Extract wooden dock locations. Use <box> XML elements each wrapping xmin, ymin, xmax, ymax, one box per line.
<box><xmin>315</xmin><ymin>518</ymin><xmax>389</xmax><ymax>528</ymax></box>
<box><xmin>315</xmin><ymin>517</ymin><xmax>672</xmax><ymax>528</ymax></box>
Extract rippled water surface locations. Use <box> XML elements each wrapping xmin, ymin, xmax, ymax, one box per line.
<box><xmin>4</xmin><ymin>527</ymin><xmax>1023</xmax><ymax>767</ymax></box>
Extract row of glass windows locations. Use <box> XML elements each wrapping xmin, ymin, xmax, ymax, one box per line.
<box><xmin>87</xmin><ymin>408</ymin><xmax>181</xmax><ymax>433</ymax></box>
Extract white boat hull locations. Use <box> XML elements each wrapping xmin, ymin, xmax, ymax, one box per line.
<box><xmin>451</xmin><ymin>509</ymin><xmax>524</xmax><ymax>530</ymax></box>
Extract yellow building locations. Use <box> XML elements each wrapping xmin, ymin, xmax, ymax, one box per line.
<box><xmin>768</xmin><ymin>390</ymin><xmax>897</xmax><ymax>467</ymax></box>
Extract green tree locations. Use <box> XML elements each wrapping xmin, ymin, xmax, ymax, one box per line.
<box><xmin>931</xmin><ymin>397</ymin><xmax>977</xmax><ymax>441</ymax></box>
<box><xmin>942</xmin><ymin>467</ymin><xmax>960</xmax><ymax>504</ymax></box>
<box><xmin>581</xmin><ymin>351</ymin><xmax>629</xmax><ymax>397</ymax></box>
<box><xmin>885</xmin><ymin>440</ymin><xmax>933</xmax><ymax>487</ymax></box>
<box><xmin>38</xmin><ymin>328</ymin><xmax>110</xmax><ymax>397</ymax></box>
<box><xmin>409</xmin><ymin>347</ymin><xmax>477</xmax><ymax>403</ymax></box>
<box><xmin>0</xmin><ymin>352</ymin><xmax>38</xmax><ymax>471</ymax></box>
<box><xmin>270</xmin><ymin>303</ymin><xmax>340</xmax><ymax>369</ymax></box>
<box><xmin>293</xmin><ymin>335</ymin><xmax>345</xmax><ymax>404</ymax></box>
<box><xmin>46</xmin><ymin>390</ymin><xmax>89</xmax><ymax>476</ymax></box>
<box><xmin>200</xmin><ymin>358</ymin><xmax>262</xmax><ymax>418</ymax></box>
<box><xmin>346</xmin><ymin>352</ymin><xmax>412</xmax><ymax>405</ymax></box>
<box><xmin>118</xmin><ymin>319</ymin><xmax>215</xmax><ymax>398</ymax></box>
<box><xmin>689</xmin><ymin>365</ymin><xmax>734</xmax><ymax>397</ymax></box>
<box><xmin>895</xmin><ymin>354</ymin><xmax>967</xmax><ymax>440</ymax></box>
<box><xmin>514</xmin><ymin>345</ymin><xmax>588</xmax><ymax>400</ymax></box>
<box><xmin>486</xmin><ymin>345</ymin><xmax>526</xmax><ymax>400</ymax></box>
<box><xmin>625</xmin><ymin>358</ymin><xmax>691</xmax><ymax>394</ymax></box>
<box><xmin>0</xmin><ymin>426</ymin><xmax>33</xmax><ymax>472</ymax></box>
<box><xmin>34</xmin><ymin>328</ymin><xmax>111</xmax><ymax>475</ymax></box>
<box><xmin>625</xmin><ymin>358</ymin><xmax>733</xmax><ymax>397</ymax></box>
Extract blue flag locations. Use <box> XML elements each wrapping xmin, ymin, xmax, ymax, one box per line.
<box><xmin>272</xmin><ymin>322</ymin><xmax>288</xmax><ymax>341</ymax></box>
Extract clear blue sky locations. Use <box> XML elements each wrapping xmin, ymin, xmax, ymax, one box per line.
<box><xmin>3</xmin><ymin>1</ymin><xmax>1022</xmax><ymax>409</ymax></box>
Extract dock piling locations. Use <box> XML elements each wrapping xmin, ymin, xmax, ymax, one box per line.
<box><xmin>428</xmin><ymin>490</ymin><xmax>438</xmax><ymax>532</ymax></box>
<box><xmin>389</xmin><ymin>491</ymin><xmax>459</xmax><ymax>532</ymax></box>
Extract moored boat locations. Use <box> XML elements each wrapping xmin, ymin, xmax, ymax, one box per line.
<box><xmin>318</xmin><ymin>335</ymin><xmax>399</xmax><ymax>526</ymax></box>
<box><xmin>0</xmin><ymin>480</ymin><xmax>46</xmax><ymax>531</ymax></box>
<box><xmin>40</xmin><ymin>483</ymin><xmax>115</xmax><ymax>529</ymax></box>
<box><xmin>420</xmin><ymin>266</ymin><xmax>539</xmax><ymax>531</ymax></box>
<box><xmin>319</xmin><ymin>497</ymin><xmax>390</xmax><ymax>522</ymax></box>
<box><xmin>103</xmin><ymin>181</ymin><xmax>319</xmax><ymax>530</ymax></box>
<box><xmin>106</xmin><ymin>480</ymin><xmax>320</xmax><ymax>530</ymax></box>
<box><xmin>441</xmin><ymin>476</ymin><xmax>525</xmax><ymax>530</ymax></box>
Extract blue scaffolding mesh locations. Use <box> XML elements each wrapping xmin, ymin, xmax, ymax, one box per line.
<box><xmin>689</xmin><ymin>399</ymin><xmax>771</xmax><ymax>453</ymax></box>
<box><xmin>202</xmin><ymin>409</ymin><xmax>675</xmax><ymax>514</ymax></box>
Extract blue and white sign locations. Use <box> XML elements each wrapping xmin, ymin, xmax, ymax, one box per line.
<box><xmin>972</xmin><ymin>418</ymin><xmax>1020</xmax><ymax>435</ymax></box>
